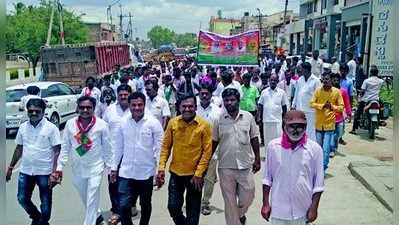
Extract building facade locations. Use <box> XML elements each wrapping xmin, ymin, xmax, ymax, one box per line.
<box><xmin>209</xmin><ymin>16</ymin><xmax>241</xmax><ymax>35</ymax></box>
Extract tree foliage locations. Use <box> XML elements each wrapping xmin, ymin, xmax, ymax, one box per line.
<box><xmin>5</xmin><ymin>0</ymin><xmax>89</xmax><ymax>70</ymax></box>
<box><xmin>147</xmin><ymin>25</ymin><xmax>197</xmax><ymax>49</ymax></box>
<box><xmin>147</xmin><ymin>25</ymin><xmax>175</xmax><ymax>49</ymax></box>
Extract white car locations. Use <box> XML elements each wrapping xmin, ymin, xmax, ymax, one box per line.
<box><xmin>6</xmin><ymin>81</ymin><xmax>79</xmax><ymax>134</ymax></box>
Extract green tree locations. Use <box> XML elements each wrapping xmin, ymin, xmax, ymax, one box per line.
<box><xmin>147</xmin><ymin>25</ymin><xmax>176</xmax><ymax>49</ymax></box>
<box><xmin>174</xmin><ymin>33</ymin><xmax>197</xmax><ymax>48</ymax></box>
<box><xmin>5</xmin><ymin>0</ymin><xmax>88</xmax><ymax>74</ymax></box>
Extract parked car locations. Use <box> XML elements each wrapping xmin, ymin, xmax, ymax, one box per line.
<box><xmin>6</xmin><ymin>81</ymin><xmax>79</xmax><ymax>134</ymax></box>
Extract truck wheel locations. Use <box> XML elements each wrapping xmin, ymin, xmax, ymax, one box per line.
<box><xmin>50</xmin><ymin>113</ymin><xmax>60</xmax><ymax>128</ymax></box>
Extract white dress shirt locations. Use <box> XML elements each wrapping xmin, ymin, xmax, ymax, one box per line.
<box><xmin>57</xmin><ymin>116</ymin><xmax>113</xmax><ymax>178</ymax></box>
<box><xmin>112</xmin><ymin>114</ymin><xmax>164</xmax><ymax>180</ymax></box>
<box><xmin>213</xmin><ymin>80</ymin><xmax>243</xmax><ymax>97</ymax></box>
<box><xmin>310</xmin><ymin>58</ymin><xmax>323</xmax><ymax>78</ymax></box>
<box><xmin>145</xmin><ymin>95</ymin><xmax>171</xmax><ymax>124</ymax></box>
<box><xmin>15</xmin><ymin>119</ymin><xmax>61</xmax><ymax>175</ymax></box>
<box><xmin>80</xmin><ymin>87</ymin><xmax>101</xmax><ymax>105</ymax></box>
<box><xmin>347</xmin><ymin>59</ymin><xmax>357</xmax><ymax>81</ymax></box>
<box><xmin>331</xmin><ymin>62</ymin><xmax>340</xmax><ymax>74</ymax></box>
<box><xmin>258</xmin><ymin>87</ymin><xmax>289</xmax><ymax>123</ymax></box>
<box><xmin>292</xmin><ymin>75</ymin><xmax>321</xmax><ymax>113</ymax></box>
<box><xmin>103</xmin><ymin>102</ymin><xmax>131</xmax><ymax>134</ymax></box>
<box><xmin>361</xmin><ymin>76</ymin><xmax>384</xmax><ymax>102</ymax></box>
<box><xmin>19</xmin><ymin>94</ymin><xmax>41</xmax><ymax>110</ymax></box>
<box><xmin>197</xmin><ymin>102</ymin><xmax>222</xmax><ymax>127</ymax></box>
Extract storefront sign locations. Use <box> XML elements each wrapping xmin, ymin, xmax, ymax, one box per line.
<box><xmin>370</xmin><ymin>0</ymin><xmax>393</xmax><ymax>77</ymax></box>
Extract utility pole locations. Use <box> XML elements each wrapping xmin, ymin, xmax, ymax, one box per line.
<box><xmin>119</xmin><ymin>4</ymin><xmax>123</xmax><ymax>40</ymax></box>
<box><xmin>283</xmin><ymin>0</ymin><xmax>289</xmax><ymax>24</ymax></box>
<box><xmin>58</xmin><ymin>0</ymin><xmax>65</xmax><ymax>45</ymax></box>
<box><xmin>127</xmin><ymin>12</ymin><xmax>133</xmax><ymax>42</ymax></box>
<box><xmin>46</xmin><ymin>0</ymin><xmax>56</xmax><ymax>47</ymax></box>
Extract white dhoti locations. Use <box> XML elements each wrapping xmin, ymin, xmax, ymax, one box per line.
<box><xmin>72</xmin><ymin>173</ymin><xmax>103</xmax><ymax>225</ymax></box>
<box><xmin>304</xmin><ymin>112</ymin><xmax>316</xmax><ymax>141</ymax></box>
<box><xmin>271</xmin><ymin>217</ymin><xmax>307</xmax><ymax>225</ymax></box>
<box><xmin>263</xmin><ymin>121</ymin><xmax>282</xmax><ymax>156</ymax></box>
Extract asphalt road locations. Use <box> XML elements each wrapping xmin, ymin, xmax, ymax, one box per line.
<box><xmin>5</xmin><ymin>121</ymin><xmax>394</xmax><ymax>225</ymax></box>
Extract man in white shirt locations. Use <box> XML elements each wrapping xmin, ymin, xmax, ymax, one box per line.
<box><xmin>57</xmin><ymin>96</ymin><xmax>112</xmax><ymax>225</ymax></box>
<box><xmin>213</xmin><ymin>70</ymin><xmax>243</xmax><ymax>98</ymax></box>
<box><xmin>350</xmin><ymin>65</ymin><xmax>384</xmax><ymax>134</ymax></box>
<box><xmin>277</xmin><ymin>70</ymin><xmax>296</xmax><ymax>106</ymax></box>
<box><xmin>310</xmin><ymin>50</ymin><xmax>323</xmax><ymax>78</ymax></box>
<box><xmin>145</xmin><ymin>79</ymin><xmax>171</xmax><ymax>130</ymax></box>
<box><xmin>346</xmin><ymin>52</ymin><xmax>357</xmax><ymax>82</ymax></box>
<box><xmin>80</xmin><ymin>76</ymin><xmax>102</xmax><ymax>106</ymax></box>
<box><xmin>110</xmin><ymin>92</ymin><xmax>164</xmax><ymax>225</ymax></box>
<box><xmin>159</xmin><ymin>74</ymin><xmax>177</xmax><ymax>117</ymax></box>
<box><xmin>292</xmin><ymin>62</ymin><xmax>322</xmax><ymax>141</ymax></box>
<box><xmin>258</xmin><ymin>74</ymin><xmax>288</xmax><ymax>154</ymax></box>
<box><xmin>331</xmin><ymin>57</ymin><xmax>340</xmax><ymax>74</ymax></box>
<box><xmin>196</xmin><ymin>84</ymin><xmax>222</xmax><ymax>216</ymax></box>
<box><xmin>19</xmin><ymin>85</ymin><xmax>41</xmax><ymax>111</ymax></box>
<box><xmin>6</xmin><ymin>98</ymin><xmax>62</xmax><ymax>225</ymax></box>
<box><xmin>102</xmin><ymin>84</ymin><xmax>133</xmax><ymax>223</ymax></box>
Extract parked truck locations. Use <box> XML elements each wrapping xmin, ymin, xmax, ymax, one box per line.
<box><xmin>41</xmin><ymin>42</ymin><xmax>131</xmax><ymax>88</ymax></box>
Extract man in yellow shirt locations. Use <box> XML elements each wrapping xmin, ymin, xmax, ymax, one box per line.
<box><xmin>311</xmin><ymin>72</ymin><xmax>344</xmax><ymax>171</ymax></box>
<box><xmin>156</xmin><ymin>94</ymin><xmax>213</xmax><ymax>225</ymax></box>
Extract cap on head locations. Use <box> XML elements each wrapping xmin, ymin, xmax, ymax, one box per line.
<box><xmin>284</xmin><ymin>110</ymin><xmax>307</xmax><ymax>125</ymax></box>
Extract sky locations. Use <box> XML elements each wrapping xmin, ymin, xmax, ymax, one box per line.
<box><xmin>7</xmin><ymin>0</ymin><xmax>299</xmax><ymax>40</ymax></box>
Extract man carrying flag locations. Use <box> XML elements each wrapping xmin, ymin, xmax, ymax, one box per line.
<box><xmin>57</xmin><ymin>96</ymin><xmax>113</xmax><ymax>225</ymax></box>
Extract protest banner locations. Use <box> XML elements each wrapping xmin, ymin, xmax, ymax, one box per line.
<box><xmin>197</xmin><ymin>30</ymin><xmax>260</xmax><ymax>66</ymax></box>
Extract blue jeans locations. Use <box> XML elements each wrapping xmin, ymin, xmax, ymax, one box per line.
<box><xmin>331</xmin><ymin>122</ymin><xmax>345</xmax><ymax>153</ymax></box>
<box><xmin>17</xmin><ymin>173</ymin><xmax>52</xmax><ymax>225</ymax></box>
<box><xmin>316</xmin><ymin>130</ymin><xmax>335</xmax><ymax>171</ymax></box>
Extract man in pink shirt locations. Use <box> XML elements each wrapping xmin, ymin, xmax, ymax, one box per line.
<box><xmin>330</xmin><ymin>73</ymin><xmax>352</xmax><ymax>157</ymax></box>
<box><xmin>261</xmin><ymin>110</ymin><xmax>324</xmax><ymax>225</ymax></box>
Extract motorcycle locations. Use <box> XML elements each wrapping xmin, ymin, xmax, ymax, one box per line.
<box><xmin>360</xmin><ymin>100</ymin><xmax>380</xmax><ymax>139</ymax></box>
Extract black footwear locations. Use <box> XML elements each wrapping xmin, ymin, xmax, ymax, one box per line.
<box><xmin>201</xmin><ymin>205</ymin><xmax>211</xmax><ymax>216</ymax></box>
<box><xmin>349</xmin><ymin>130</ymin><xmax>357</xmax><ymax>135</ymax></box>
<box><xmin>240</xmin><ymin>215</ymin><xmax>246</xmax><ymax>225</ymax></box>
<box><xmin>31</xmin><ymin>220</ymin><xmax>40</xmax><ymax>225</ymax></box>
<box><xmin>96</xmin><ymin>215</ymin><xmax>104</xmax><ymax>225</ymax></box>
<box><xmin>339</xmin><ymin>138</ymin><xmax>347</xmax><ymax>145</ymax></box>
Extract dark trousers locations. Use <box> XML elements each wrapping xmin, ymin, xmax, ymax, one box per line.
<box><xmin>17</xmin><ymin>173</ymin><xmax>52</xmax><ymax>225</ymax></box>
<box><xmin>353</xmin><ymin>101</ymin><xmax>366</xmax><ymax>130</ymax></box>
<box><xmin>108</xmin><ymin>175</ymin><xmax>119</xmax><ymax>214</ymax></box>
<box><xmin>119</xmin><ymin>176</ymin><xmax>153</xmax><ymax>225</ymax></box>
<box><xmin>259</xmin><ymin>122</ymin><xmax>265</xmax><ymax>145</ymax></box>
<box><xmin>167</xmin><ymin>172</ymin><xmax>202</xmax><ymax>225</ymax></box>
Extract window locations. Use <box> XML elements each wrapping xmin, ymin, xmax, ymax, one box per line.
<box><xmin>6</xmin><ymin>89</ymin><xmax>27</xmax><ymax>102</ymax></box>
<box><xmin>334</xmin><ymin>0</ymin><xmax>339</xmax><ymax>5</ymax></box>
<box><xmin>314</xmin><ymin>0</ymin><xmax>318</xmax><ymax>12</ymax></box>
<box><xmin>46</xmin><ymin>85</ymin><xmax>61</xmax><ymax>97</ymax></box>
<box><xmin>322</xmin><ymin>0</ymin><xmax>327</xmax><ymax>9</ymax></box>
<box><xmin>57</xmin><ymin>84</ymin><xmax>74</xmax><ymax>95</ymax></box>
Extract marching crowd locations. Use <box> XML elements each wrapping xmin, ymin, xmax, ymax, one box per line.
<box><xmin>6</xmin><ymin>49</ymin><xmax>385</xmax><ymax>225</ymax></box>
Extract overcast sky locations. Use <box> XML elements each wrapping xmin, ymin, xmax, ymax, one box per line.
<box><xmin>7</xmin><ymin>0</ymin><xmax>299</xmax><ymax>39</ymax></box>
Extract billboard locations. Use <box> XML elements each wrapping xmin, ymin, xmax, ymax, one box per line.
<box><xmin>197</xmin><ymin>30</ymin><xmax>260</xmax><ymax>66</ymax></box>
<box><xmin>370</xmin><ymin>0</ymin><xmax>393</xmax><ymax>77</ymax></box>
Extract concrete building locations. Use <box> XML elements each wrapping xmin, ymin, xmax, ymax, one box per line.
<box><xmin>209</xmin><ymin>16</ymin><xmax>241</xmax><ymax>35</ymax></box>
<box><xmin>84</xmin><ymin>22</ymin><xmax>118</xmax><ymax>42</ymax></box>
<box><xmin>301</xmin><ymin>0</ymin><xmax>344</xmax><ymax>61</ymax></box>
<box><xmin>340</xmin><ymin>0</ymin><xmax>371</xmax><ymax>62</ymax></box>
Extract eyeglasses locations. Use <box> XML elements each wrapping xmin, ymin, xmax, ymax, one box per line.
<box><xmin>78</xmin><ymin>106</ymin><xmax>93</xmax><ymax>110</ymax></box>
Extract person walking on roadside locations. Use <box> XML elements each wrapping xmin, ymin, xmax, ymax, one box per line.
<box><xmin>292</xmin><ymin>62</ymin><xmax>321</xmax><ymax>141</ymax></box>
<box><xmin>330</xmin><ymin>73</ymin><xmax>352</xmax><ymax>157</ymax></box>
<box><xmin>19</xmin><ymin>85</ymin><xmax>41</xmax><ymax>111</ymax></box>
<box><xmin>57</xmin><ymin>96</ymin><xmax>113</xmax><ymax>225</ymax></box>
<box><xmin>310</xmin><ymin>50</ymin><xmax>323</xmax><ymax>78</ymax></box>
<box><xmin>310</xmin><ymin>72</ymin><xmax>344</xmax><ymax>171</ymax></box>
<box><xmin>156</xmin><ymin>94</ymin><xmax>213</xmax><ymax>225</ymax></box>
<box><xmin>110</xmin><ymin>92</ymin><xmax>164</xmax><ymax>225</ymax></box>
<box><xmin>145</xmin><ymin>79</ymin><xmax>171</xmax><ymax>130</ymax></box>
<box><xmin>102</xmin><ymin>84</ymin><xmax>134</xmax><ymax>224</ymax></box>
<box><xmin>258</xmin><ymin>74</ymin><xmax>288</xmax><ymax>152</ymax></box>
<box><xmin>240</xmin><ymin>72</ymin><xmax>260</xmax><ymax>117</ymax></box>
<box><xmin>213</xmin><ymin>88</ymin><xmax>261</xmax><ymax>225</ymax></box>
<box><xmin>81</xmin><ymin>76</ymin><xmax>102</xmax><ymax>106</ymax></box>
<box><xmin>196</xmin><ymin>84</ymin><xmax>222</xmax><ymax>216</ymax></box>
<box><xmin>261</xmin><ymin>110</ymin><xmax>324</xmax><ymax>225</ymax></box>
<box><xmin>6</xmin><ymin>98</ymin><xmax>62</xmax><ymax>225</ymax></box>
